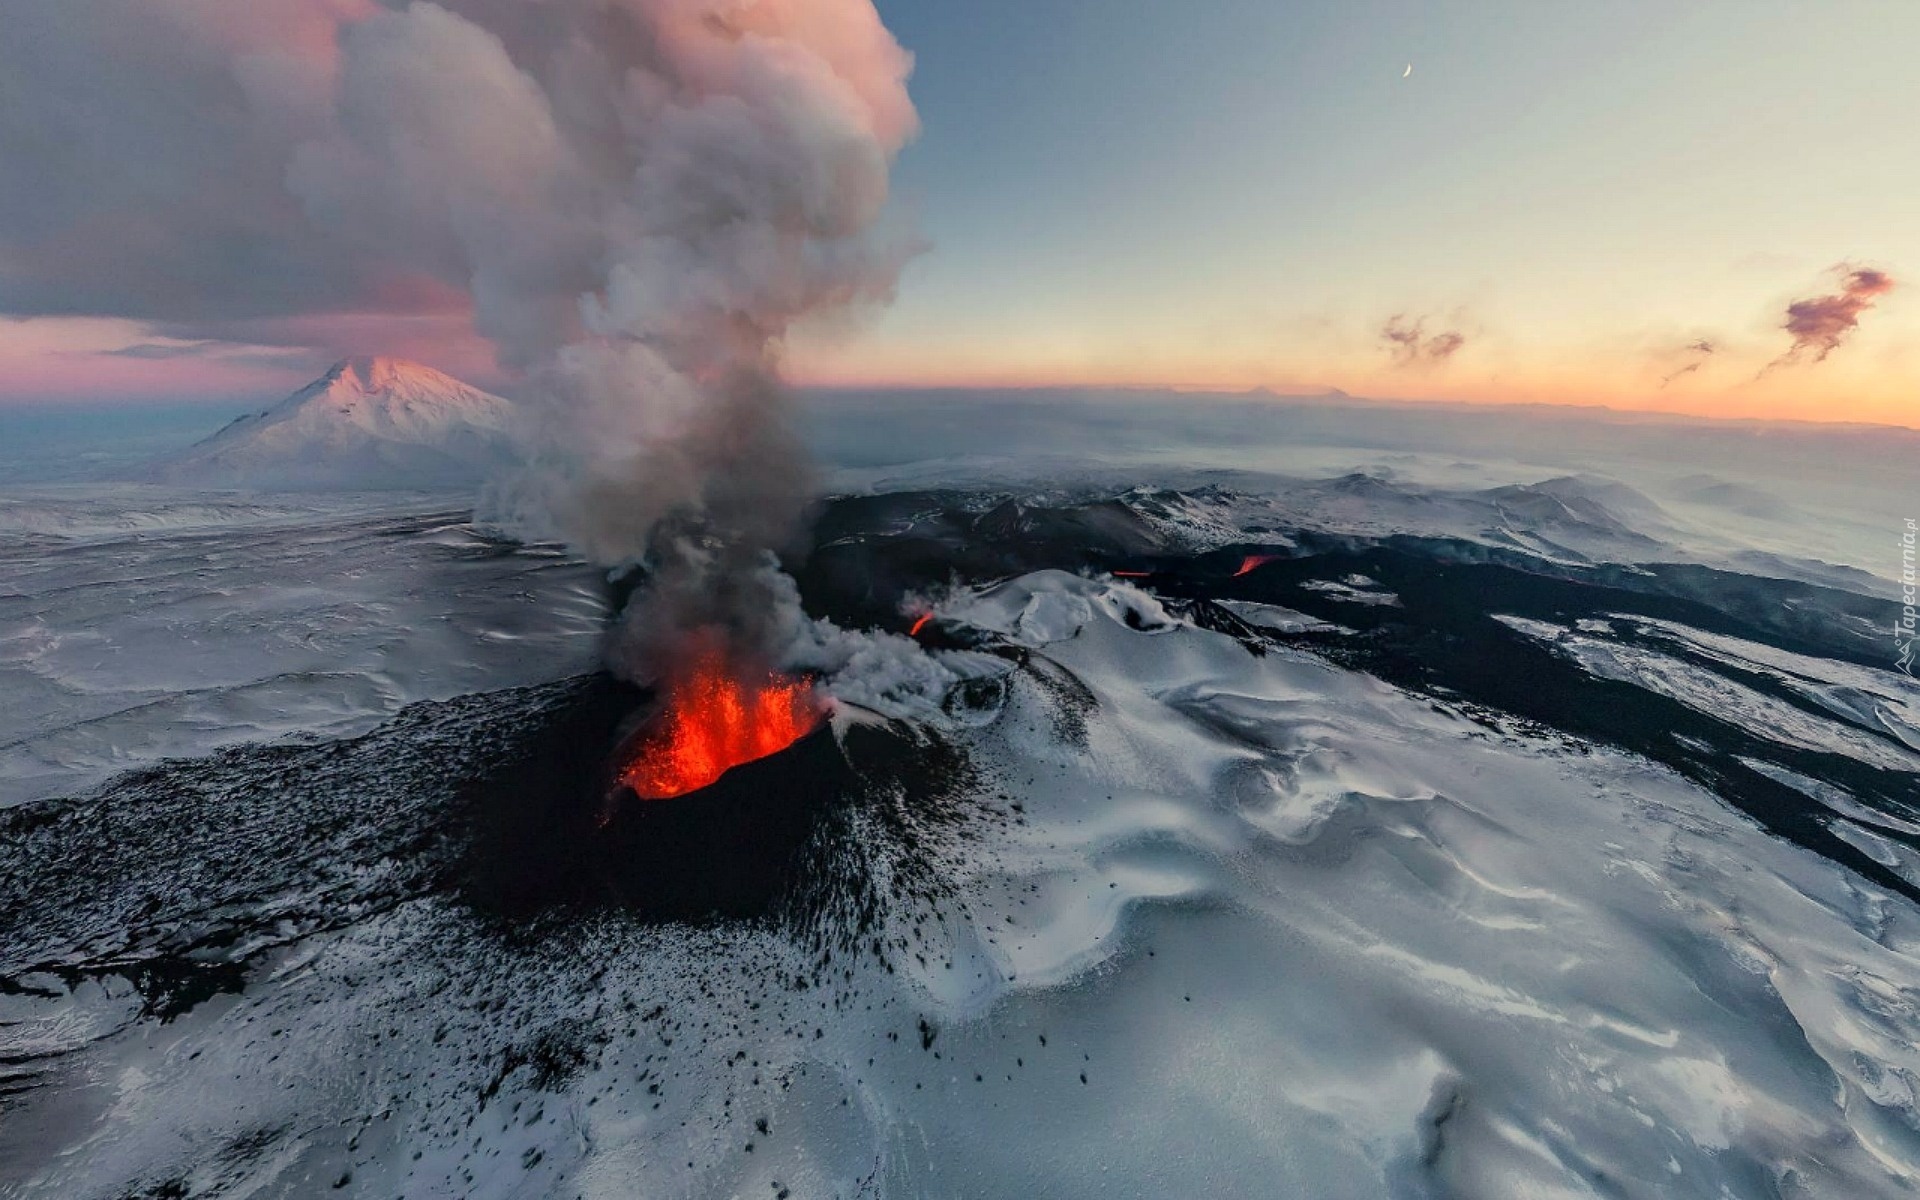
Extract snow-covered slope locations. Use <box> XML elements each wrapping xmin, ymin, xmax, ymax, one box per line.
<box><xmin>0</xmin><ymin>493</ymin><xmax>607</xmax><ymax>806</ymax></box>
<box><xmin>8</xmin><ymin>570</ymin><xmax>1920</xmax><ymax>1197</ymax></box>
<box><xmin>146</xmin><ymin>357</ymin><xmax>520</xmax><ymax>491</ymax></box>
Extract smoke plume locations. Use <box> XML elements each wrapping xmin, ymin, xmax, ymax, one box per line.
<box><xmin>0</xmin><ymin>1</ymin><xmax>920</xmax><ymax>681</ymax></box>
<box><xmin>1380</xmin><ymin>315</ymin><xmax>1467</xmax><ymax>368</ymax></box>
<box><xmin>1768</xmin><ymin>266</ymin><xmax>1895</xmax><ymax>371</ymax></box>
<box><xmin>297</xmin><ymin>1</ymin><xmax>919</xmax><ymax>674</ymax></box>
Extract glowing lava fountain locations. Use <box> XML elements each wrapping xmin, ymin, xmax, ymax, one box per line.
<box><xmin>618</xmin><ymin>640</ymin><xmax>824</xmax><ymax>801</ymax></box>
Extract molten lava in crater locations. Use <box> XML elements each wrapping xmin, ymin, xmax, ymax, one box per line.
<box><xmin>617</xmin><ymin>642</ymin><xmax>824</xmax><ymax>801</ymax></box>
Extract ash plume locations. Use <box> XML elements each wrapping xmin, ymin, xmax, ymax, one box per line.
<box><xmin>1659</xmin><ymin>338</ymin><xmax>1717</xmax><ymax>387</ymax></box>
<box><xmin>1380</xmin><ymin>315</ymin><xmax>1467</xmax><ymax>367</ymax></box>
<box><xmin>295</xmin><ymin>0</ymin><xmax>920</xmax><ymax>675</ymax></box>
<box><xmin>0</xmin><ymin>1</ymin><xmax>921</xmax><ymax>680</ymax></box>
<box><xmin>1767</xmin><ymin>266</ymin><xmax>1895</xmax><ymax>371</ymax></box>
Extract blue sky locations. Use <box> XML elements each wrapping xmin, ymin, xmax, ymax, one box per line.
<box><xmin>784</xmin><ymin>0</ymin><xmax>1920</xmax><ymax>423</ymax></box>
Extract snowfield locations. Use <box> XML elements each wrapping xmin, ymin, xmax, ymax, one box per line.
<box><xmin>0</xmin><ymin>488</ymin><xmax>605</xmax><ymax>806</ymax></box>
<box><xmin>4</xmin><ymin>569</ymin><xmax>1920</xmax><ymax>1198</ymax></box>
<box><xmin>2</xmin><ymin>394</ymin><xmax>1918</xmax><ymax>1197</ymax></box>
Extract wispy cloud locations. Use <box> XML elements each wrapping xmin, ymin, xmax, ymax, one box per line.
<box><xmin>99</xmin><ymin>340</ymin><xmax>222</xmax><ymax>361</ymax></box>
<box><xmin>1767</xmin><ymin>265</ymin><xmax>1895</xmax><ymax>372</ymax></box>
<box><xmin>1380</xmin><ymin>315</ymin><xmax>1467</xmax><ymax>368</ymax></box>
<box><xmin>84</xmin><ymin>338</ymin><xmax>327</xmax><ymax>373</ymax></box>
<box><xmin>1659</xmin><ymin>338</ymin><xmax>1717</xmax><ymax>387</ymax></box>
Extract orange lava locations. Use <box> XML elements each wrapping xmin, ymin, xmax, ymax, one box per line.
<box><xmin>1112</xmin><ymin>570</ymin><xmax>1152</xmax><ymax>578</ymax></box>
<box><xmin>1233</xmin><ymin>554</ymin><xmax>1280</xmax><ymax>578</ymax></box>
<box><xmin>909</xmin><ymin>613</ymin><xmax>933</xmax><ymax>637</ymax></box>
<box><xmin>618</xmin><ymin>644</ymin><xmax>822</xmax><ymax>800</ymax></box>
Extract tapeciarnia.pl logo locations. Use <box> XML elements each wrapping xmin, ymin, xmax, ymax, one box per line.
<box><xmin>1900</xmin><ymin>518</ymin><xmax>1917</xmax><ymax>676</ymax></box>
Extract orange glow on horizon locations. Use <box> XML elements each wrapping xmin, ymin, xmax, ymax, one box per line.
<box><xmin>788</xmin><ymin>346</ymin><xmax>1917</xmax><ymax>430</ymax></box>
<box><xmin>3</xmin><ymin>312</ymin><xmax>1910</xmax><ymax>430</ymax></box>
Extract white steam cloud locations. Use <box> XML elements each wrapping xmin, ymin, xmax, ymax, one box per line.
<box><xmin>287</xmin><ymin>1</ymin><xmax>919</xmax><ymax>667</ymax></box>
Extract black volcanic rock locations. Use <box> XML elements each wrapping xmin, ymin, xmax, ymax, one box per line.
<box><xmin>593</xmin><ymin>727</ymin><xmax>849</xmax><ymax>921</ymax></box>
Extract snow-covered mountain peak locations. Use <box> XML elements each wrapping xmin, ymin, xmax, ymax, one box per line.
<box><xmin>336</xmin><ymin>354</ymin><xmax>424</xmax><ymax>388</ymax></box>
<box><xmin>277</xmin><ymin>356</ymin><xmax>509</xmax><ymax>429</ymax></box>
<box><xmin>147</xmin><ymin>357</ymin><xmax>521</xmax><ymax>491</ymax></box>
<box><xmin>321</xmin><ymin>354</ymin><xmax>470</xmax><ymax>395</ymax></box>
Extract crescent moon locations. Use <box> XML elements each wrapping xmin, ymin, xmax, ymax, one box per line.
<box><xmin>1403</xmin><ymin>63</ymin><xmax>1413</xmax><ymax>78</ymax></box>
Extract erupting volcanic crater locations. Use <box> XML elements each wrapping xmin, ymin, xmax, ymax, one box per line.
<box><xmin>611</xmin><ymin>635</ymin><xmax>826</xmax><ymax>803</ymax></box>
<box><xmin>463</xmin><ymin>627</ymin><xmax>975</xmax><ymax>932</ymax></box>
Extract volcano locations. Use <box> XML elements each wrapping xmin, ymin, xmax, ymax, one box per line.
<box><xmin>599</xmin><ymin>722</ymin><xmax>847</xmax><ymax>920</ymax></box>
<box><xmin>456</xmin><ymin>664</ymin><xmax>845</xmax><ymax>924</ymax></box>
<box><xmin>146</xmin><ymin>356</ymin><xmax>520</xmax><ymax>490</ymax></box>
<box><xmin>596</xmin><ymin>641</ymin><xmax>833</xmax><ymax>917</ymax></box>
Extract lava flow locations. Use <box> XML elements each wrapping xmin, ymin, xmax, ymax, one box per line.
<box><xmin>617</xmin><ymin>641</ymin><xmax>823</xmax><ymax>800</ymax></box>
<box><xmin>1233</xmin><ymin>554</ymin><xmax>1282</xmax><ymax>578</ymax></box>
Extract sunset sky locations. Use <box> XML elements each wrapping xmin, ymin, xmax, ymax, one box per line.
<box><xmin>2</xmin><ymin>0</ymin><xmax>1915</xmax><ymax>426</ymax></box>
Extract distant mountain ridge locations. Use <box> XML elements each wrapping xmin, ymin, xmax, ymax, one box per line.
<box><xmin>147</xmin><ymin>357</ymin><xmax>521</xmax><ymax>491</ymax></box>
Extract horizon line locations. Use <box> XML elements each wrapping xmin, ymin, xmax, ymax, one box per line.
<box><xmin>4</xmin><ymin>373</ymin><xmax>1916</xmax><ymax>436</ymax></box>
